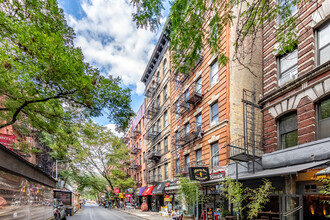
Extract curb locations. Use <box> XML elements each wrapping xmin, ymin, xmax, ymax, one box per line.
<box><xmin>115</xmin><ymin>208</ymin><xmax>150</xmax><ymax>220</ymax></box>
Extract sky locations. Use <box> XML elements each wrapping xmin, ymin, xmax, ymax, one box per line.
<box><xmin>58</xmin><ymin>0</ymin><xmax>169</xmax><ymax>131</ymax></box>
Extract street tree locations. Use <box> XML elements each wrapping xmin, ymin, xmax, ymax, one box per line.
<box><xmin>73</xmin><ymin>121</ymin><xmax>134</xmax><ymax>191</ymax></box>
<box><xmin>131</xmin><ymin>0</ymin><xmax>302</xmax><ymax>76</ymax></box>
<box><xmin>0</xmin><ymin>0</ymin><xmax>134</xmax><ymax>135</ymax></box>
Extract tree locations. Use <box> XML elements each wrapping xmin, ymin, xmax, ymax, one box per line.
<box><xmin>0</xmin><ymin>0</ymin><xmax>134</xmax><ymax>134</ymax></box>
<box><xmin>73</xmin><ymin>121</ymin><xmax>134</xmax><ymax>191</ymax></box>
<box><xmin>223</xmin><ymin>178</ymin><xmax>246</xmax><ymax>218</ymax></box>
<box><xmin>131</xmin><ymin>0</ymin><xmax>301</xmax><ymax>75</ymax></box>
<box><xmin>177</xmin><ymin>177</ymin><xmax>201</xmax><ymax>215</ymax></box>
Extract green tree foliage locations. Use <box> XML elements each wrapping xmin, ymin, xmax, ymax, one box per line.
<box><xmin>177</xmin><ymin>177</ymin><xmax>201</xmax><ymax>214</ymax></box>
<box><xmin>72</xmin><ymin>121</ymin><xmax>134</xmax><ymax>191</ymax></box>
<box><xmin>319</xmin><ymin>177</ymin><xmax>330</xmax><ymax>218</ymax></box>
<box><xmin>0</xmin><ymin>0</ymin><xmax>134</xmax><ymax>134</ymax></box>
<box><xmin>223</xmin><ymin>178</ymin><xmax>246</xmax><ymax>217</ymax></box>
<box><xmin>131</xmin><ymin>0</ymin><xmax>301</xmax><ymax>75</ymax></box>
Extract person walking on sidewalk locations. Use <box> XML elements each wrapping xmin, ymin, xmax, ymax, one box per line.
<box><xmin>172</xmin><ymin>208</ymin><xmax>180</xmax><ymax>220</ymax></box>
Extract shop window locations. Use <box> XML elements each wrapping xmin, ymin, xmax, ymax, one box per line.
<box><xmin>278</xmin><ymin>112</ymin><xmax>298</xmax><ymax>149</ymax></box>
<box><xmin>211</xmin><ymin>142</ymin><xmax>219</xmax><ymax>168</ymax></box>
<box><xmin>316</xmin><ymin>21</ymin><xmax>330</xmax><ymax>65</ymax></box>
<box><xmin>278</xmin><ymin>48</ymin><xmax>298</xmax><ymax>86</ymax></box>
<box><xmin>317</xmin><ymin>97</ymin><xmax>330</xmax><ymax>139</ymax></box>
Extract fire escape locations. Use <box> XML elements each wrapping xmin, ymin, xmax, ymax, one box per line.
<box><xmin>227</xmin><ymin>89</ymin><xmax>263</xmax><ymax>177</ymax></box>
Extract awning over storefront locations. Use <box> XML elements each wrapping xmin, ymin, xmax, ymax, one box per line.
<box><xmin>142</xmin><ymin>186</ymin><xmax>155</xmax><ymax>196</ymax></box>
<box><xmin>316</xmin><ymin>166</ymin><xmax>330</xmax><ymax>176</ymax></box>
<box><xmin>139</xmin><ymin>187</ymin><xmax>146</xmax><ymax>196</ymax></box>
<box><xmin>134</xmin><ymin>188</ymin><xmax>140</xmax><ymax>196</ymax></box>
<box><xmin>152</xmin><ymin>182</ymin><xmax>166</xmax><ymax>194</ymax></box>
<box><xmin>236</xmin><ymin>160</ymin><xmax>329</xmax><ymax>180</ymax></box>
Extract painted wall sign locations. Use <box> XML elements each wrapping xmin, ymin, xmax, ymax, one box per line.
<box><xmin>188</xmin><ymin>167</ymin><xmax>210</xmax><ymax>181</ymax></box>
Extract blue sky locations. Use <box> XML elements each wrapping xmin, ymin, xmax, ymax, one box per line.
<box><xmin>58</xmin><ymin>0</ymin><xmax>169</xmax><ymax>127</ymax></box>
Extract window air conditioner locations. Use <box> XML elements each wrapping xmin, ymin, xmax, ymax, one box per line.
<box><xmin>279</xmin><ymin>71</ymin><xmax>298</xmax><ymax>87</ymax></box>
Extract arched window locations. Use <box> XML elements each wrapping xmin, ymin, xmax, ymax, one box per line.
<box><xmin>317</xmin><ymin>97</ymin><xmax>330</xmax><ymax>139</ymax></box>
<box><xmin>278</xmin><ymin>112</ymin><xmax>297</xmax><ymax>149</ymax></box>
<box><xmin>163</xmin><ymin>59</ymin><xmax>167</xmax><ymax>75</ymax></box>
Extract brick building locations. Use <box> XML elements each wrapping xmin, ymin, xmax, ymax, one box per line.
<box><xmin>228</xmin><ymin>0</ymin><xmax>330</xmax><ymax>219</ymax></box>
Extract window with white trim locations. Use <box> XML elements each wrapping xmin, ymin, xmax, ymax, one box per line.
<box><xmin>318</xmin><ymin>97</ymin><xmax>330</xmax><ymax>139</ymax></box>
<box><xmin>163</xmin><ymin>59</ymin><xmax>167</xmax><ymax>76</ymax></box>
<box><xmin>278</xmin><ymin>112</ymin><xmax>298</xmax><ymax>149</ymax></box>
<box><xmin>211</xmin><ymin>102</ymin><xmax>219</xmax><ymax>126</ymax></box>
<box><xmin>164</xmin><ymin>137</ymin><xmax>168</xmax><ymax>152</ymax></box>
<box><xmin>164</xmin><ymin>110</ymin><xmax>168</xmax><ymax>127</ymax></box>
<box><xmin>211</xmin><ymin>142</ymin><xmax>219</xmax><ymax>168</ymax></box>
<box><xmin>196</xmin><ymin>149</ymin><xmax>202</xmax><ymax>166</ymax></box>
<box><xmin>316</xmin><ymin>21</ymin><xmax>330</xmax><ymax>66</ymax></box>
<box><xmin>278</xmin><ymin>49</ymin><xmax>298</xmax><ymax>86</ymax></box>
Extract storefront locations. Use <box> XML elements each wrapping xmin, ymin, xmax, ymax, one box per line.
<box><xmin>164</xmin><ymin>181</ymin><xmax>182</xmax><ymax>213</ymax></box>
<box><xmin>152</xmin><ymin>182</ymin><xmax>166</xmax><ymax>212</ymax></box>
<box><xmin>142</xmin><ymin>185</ymin><xmax>155</xmax><ymax>211</ymax></box>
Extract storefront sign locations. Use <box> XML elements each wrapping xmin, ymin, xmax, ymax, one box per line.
<box><xmin>160</xmin><ymin>206</ymin><xmax>169</xmax><ymax>217</ymax></box>
<box><xmin>119</xmin><ymin>193</ymin><xmax>124</xmax><ymax>198</ymax></box>
<box><xmin>207</xmin><ymin>208</ymin><xmax>214</xmax><ymax>220</ymax></box>
<box><xmin>127</xmin><ymin>188</ymin><xmax>134</xmax><ymax>194</ymax></box>
<box><xmin>125</xmin><ymin>194</ymin><xmax>133</xmax><ymax>198</ymax></box>
<box><xmin>210</xmin><ymin>171</ymin><xmax>225</xmax><ymax>180</ymax></box>
<box><xmin>0</xmin><ymin>134</ymin><xmax>16</xmax><ymax>148</ymax></box>
<box><xmin>165</xmin><ymin>195</ymin><xmax>172</xmax><ymax>201</ymax></box>
<box><xmin>189</xmin><ymin>167</ymin><xmax>210</xmax><ymax>181</ymax></box>
<box><xmin>114</xmin><ymin>188</ymin><xmax>120</xmax><ymax>194</ymax></box>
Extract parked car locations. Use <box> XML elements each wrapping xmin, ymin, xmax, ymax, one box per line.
<box><xmin>54</xmin><ymin>201</ymin><xmax>66</xmax><ymax>220</ymax></box>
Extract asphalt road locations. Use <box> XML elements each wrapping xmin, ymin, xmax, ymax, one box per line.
<box><xmin>67</xmin><ymin>203</ymin><xmax>144</xmax><ymax>220</ymax></box>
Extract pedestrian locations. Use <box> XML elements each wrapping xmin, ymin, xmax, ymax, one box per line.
<box><xmin>172</xmin><ymin>208</ymin><xmax>179</xmax><ymax>220</ymax></box>
<box><xmin>120</xmin><ymin>200</ymin><xmax>123</xmax><ymax>209</ymax></box>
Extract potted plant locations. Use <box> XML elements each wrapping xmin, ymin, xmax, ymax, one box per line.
<box><xmin>177</xmin><ymin>177</ymin><xmax>200</xmax><ymax>220</ymax></box>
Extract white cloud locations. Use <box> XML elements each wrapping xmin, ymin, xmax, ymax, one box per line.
<box><xmin>67</xmin><ymin>0</ymin><xmax>157</xmax><ymax>95</ymax></box>
<box><xmin>104</xmin><ymin>123</ymin><xmax>123</xmax><ymax>137</ymax></box>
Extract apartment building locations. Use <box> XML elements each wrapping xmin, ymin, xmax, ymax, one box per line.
<box><xmin>140</xmin><ymin>27</ymin><xmax>172</xmax><ymax>212</ymax></box>
<box><xmin>169</xmin><ymin>7</ymin><xmax>263</xmax><ymax>212</ymax></box>
<box><xmin>228</xmin><ymin>0</ymin><xmax>330</xmax><ymax>219</ymax></box>
<box><xmin>123</xmin><ymin>100</ymin><xmax>148</xmax><ymax>205</ymax></box>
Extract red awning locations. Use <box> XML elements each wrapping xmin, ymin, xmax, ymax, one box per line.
<box><xmin>142</xmin><ymin>186</ymin><xmax>155</xmax><ymax>196</ymax></box>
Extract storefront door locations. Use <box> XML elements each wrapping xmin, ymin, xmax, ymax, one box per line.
<box><xmin>280</xmin><ymin>194</ymin><xmax>303</xmax><ymax>220</ymax></box>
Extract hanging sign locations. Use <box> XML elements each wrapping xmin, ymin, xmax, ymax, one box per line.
<box><xmin>119</xmin><ymin>193</ymin><xmax>124</xmax><ymax>198</ymax></box>
<box><xmin>189</xmin><ymin>167</ymin><xmax>210</xmax><ymax>181</ymax></box>
<box><xmin>127</xmin><ymin>188</ymin><xmax>134</xmax><ymax>194</ymax></box>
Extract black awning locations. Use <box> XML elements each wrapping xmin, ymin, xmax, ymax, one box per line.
<box><xmin>152</xmin><ymin>182</ymin><xmax>166</xmax><ymax>194</ymax></box>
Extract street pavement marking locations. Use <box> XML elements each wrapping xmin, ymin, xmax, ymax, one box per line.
<box><xmin>110</xmin><ymin>210</ymin><xmax>127</xmax><ymax>220</ymax></box>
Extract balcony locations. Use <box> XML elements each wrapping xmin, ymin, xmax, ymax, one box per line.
<box><xmin>122</xmin><ymin>137</ymin><xmax>130</xmax><ymax>144</ymax></box>
<box><xmin>131</xmin><ymin>147</ymin><xmax>142</xmax><ymax>154</ymax></box>
<box><xmin>182</xmin><ymin>122</ymin><xmax>204</xmax><ymax>145</ymax></box>
<box><xmin>131</xmin><ymin>128</ymin><xmax>141</xmax><ymax>140</ymax></box>
<box><xmin>146</xmin><ymin>100</ymin><xmax>161</xmax><ymax>120</ymax></box>
<box><xmin>145</xmin><ymin>128</ymin><xmax>161</xmax><ymax>141</ymax></box>
<box><xmin>145</xmin><ymin>79</ymin><xmax>160</xmax><ymax>98</ymax></box>
<box><xmin>227</xmin><ymin>137</ymin><xmax>263</xmax><ymax>162</ymax></box>
<box><xmin>130</xmin><ymin>163</ymin><xmax>142</xmax><ymax>169</ymax></box>
<box><xmin>179</xmin><ymin>98</ymin><xmax>190</xmax><ymax>115</ymax></box>
<box><xmin>148</xmin><ymin>150</ymin><xmax>161</xmax><ymax>161</ymax></box>
<box><xmin>186</xmin><ymin>82</ymin><xmax>203</xmax><ymax>106</ymax></box>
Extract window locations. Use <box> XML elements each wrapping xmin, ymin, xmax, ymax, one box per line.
<box><xmin>156</xmin><ymin>95</ymin><xmax>160</xmax><ymax>107</ymax></box>
<box><xmin>164</xmin><ymin>137</ymin><xmax>168</xmax><ymax>152</ymax></box>
<box><xmin>175</xmin><ymin>131</ymin><xmax>180</xmax><ymax>148</ymax></box>
<box><xmin>278</xmin><ymin>0</ymin><xmax>297</xmax><ymax>24</ymax></box>
<box><xmin>278</xmin><ymin>113</ymin><xmax>298</xmax><ymax>149</ymax></box>
<box><xmin>211</xmin><ymin>142</ymin><xmax>219</xmax><ymax>168</ymax></box>
<box><xmin>185</xmin><ymin>89</ymin><xmax>190</xmax><ymax>108</ymax></box>
<box><xmin>164</xmin><ymin>110</ymin><xmax>168</xmax><ymax>127</ymax></box>
<box><xmin>175</xmin><ymin>74</ymin><xmax>180</xmax><ymax>90</ymax></box>
<box><xmin>140</xmin><ymin>155</ymin><xmax>141</xmax><ymax>165</ymax></box>
<box><xmin>185</xmin><ymin>123</ymin><xmax>190</xmax><ymax>135</ymax></box>
<box><xmin>184</xmin><ymin>155</ymin><xmax>190</xmax><ymax>167</ymax></box>
<box><xmin>163</xmin><ymin>59</ymin><xmax>167</xmax><ymax>75</ymax></box>
<box><xmin>196</xmin><ymin>114</ymin><xmax>202</xmax><ymax>131</ymax></box>
<box><xmin>210</xmin><ymin>61</ymin><xmax>219</xmax><ymax>87</ymax></box>
<box><xmin>176</xmin><ymin>158</ymin><xmax>180</xmax><ymax>174</ymax></box>
<box><xmin>175</xmin><ymin>101</ymin><xmax>179</xmax><ymax>119</ymax></box>
<box><xmin>143</xmin><ymin>152</ymin><xmax>145</xmax><ymax>162</ymax></box>
<box><xmin>156</xmin><ymin>71</ymin><xmax>160</xmax><ymax>83</ymax></box>
<box><xmin>157</xmin><ymin>119</ymin><xmax>161</xmax><ymax>132</ymax></box>
<box><xmin>157</xmin><ymin>142</ymin><xmax>161</xmax><ymax>153</ymax></box>
<box><xmin>164</xmin><ymin>84</ymin><xmax>168</xmax><ymax>101</ymax></box>
<box><xmin>211</xmin><ymin>102</ymin><xmax>219</xmax><ymax>125</ymax></box>
<box><xmin>196</xmin><ymin>150</ymin><xmax>202</xmax><ymax>166</ymax></box>
<box><xmin>196</xmin><ymin>77</ymin><xmax>202</xmax><ymax>95</ymax></box>
<box><xmin>316</xmin><ymin>22</ymin><xmax>330</xmax><ymax>65</ymax></box>
<box><xmin>153</xmin><ymin>169</ymin><xmax>156</xmax><ymax>180</ymax></box>
<box><xmin>165</xmin><ymin>163</ymin><xmax>168</xmax><ymax>179</ymax></box>
<box><xmin>278</xmin><ymin>49</ymin><xmax>298</xmax><ymax>86</ymax></box>
<box><xmin>318</xmin><ymin>97</ymin><xmax>330</xmax><ymax>139</ymax></box>
<box><xmin>158</xmin><ymin>166</ymin><xmax>162</xmax><ymax>181</ymax></box>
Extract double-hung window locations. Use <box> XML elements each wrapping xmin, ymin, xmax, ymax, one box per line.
<box><xmin>164</xmin><ymin>110</ymin><xmax>168</xmax><ymax>127</ymax></box>
<box><xmin>318</xmin><ymin>97</ymin><xmax>330</xmax><ymax>139</ymax></box>
<box><xmin>163</xmin><ymin>84</ymin><xmax>168</xmax><ymax>101</ymax></box>
<box><xmin>196</xmin><ymin>114</ymin><xmax>202</xmax><ymax>132</ymax></box>
<box><xmin>184</xmin><ymin>155</ymin><xmax>190</xmax><ymax>172</ymax></box>
<box><xmin>165</xmin><ymin>163</ymin><xmax>168</xmax><ymax>179</ymax></box>
<box><xmin>176</xmin><ymin>158</ymin><xmax>180</xmax><ymax>174</ymax></box>
<box><xmin>164</xmin><ymin>137</ymin><xmax>168</xmax><ymax>152</ymax></box>
<box><xmin>211</xmin><ymin>142</ymin><xmax>219</xmax><ymax>168</ymax></box>
<box><xmin>196</xmin><ymin>77</ymin><xmax>202</xmax><ymax>95</ymax></box>
<box><xmin>278</xmin><ymin>49</ymin><xmax>298</xmax><ymax>86</ymax></box>
<box><xmin>278</xmin><ymin>113</ymin><xmax>298</xmax><ymax>149</ymax></box>
<box><xmin>211</xmin><ymin>102</ymin><xmax>219</xmax><ymax>126</ymax></box>
<box><xmin>185</xmin><ymin>89</ymin><xmax>190</xmax><ymax>109</ymax></box>
<box><xmin>157</xmin><ymin>119</ymin><xmax>161</xmax><ymax>133</ymax></box>
<box><xmin>158</xmin><ymin>166</ymin><xmax>162</xmax><ymax>181</ymax></box>
<box><xmin>316</xmin><ymin>21</ymin><xmax>330</xmax><ymax>65</ymax></box>
<box><xmin>163</xmin><ymin>59</ymin><xmax>167</xmax><ymax>75</ymax></box>
<box><xmin>196</xmin><ymin>149</ymin><xmax>202</xmax><ymax>166</ymax></box>
<box><xmin>210</xmin><ymin>61</ymin><xmax>219</xmax><ymax>87</ymax></box>
<box><xmin>278</xmin><ymin>0</ymin><xmax>297</xmax><ymax>24</ymax></box>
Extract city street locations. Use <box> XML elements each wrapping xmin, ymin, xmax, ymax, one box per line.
<box><xmin>67</xmin><ymin>203</ymin><xmax>144</xmax><ymax>220</ymax></box>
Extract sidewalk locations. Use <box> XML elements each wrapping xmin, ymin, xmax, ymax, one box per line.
<box><xmin>117</xmin><ymin>207</ymin><xmax>172</xmax><ymax>220</ymax></box>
